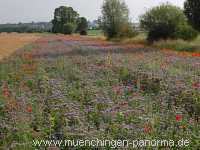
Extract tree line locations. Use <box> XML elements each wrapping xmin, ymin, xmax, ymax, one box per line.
<box><xmin>0</xmin><ymin>0</ymin><xmax>199</xmax><ymax>42</ymax></box>
<box><xmin>52</xmin><ymin>0</ymin><xmax>200</xmax><ymax>41</ymax></box>
<box><xmin>0</xmin><ymin>22</ymin><xmax>52</xmax><ymax>33</ymax></box>
<box><xmin>99</xmin><ymin>0</ymin><xmax>200</xmax><ymax>41</ymax></box>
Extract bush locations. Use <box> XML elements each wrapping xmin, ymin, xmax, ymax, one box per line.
<box><xmin>140</xmin><ymin>3</ymin><xmax>191</xmax><ymax>42</ymax></box>
<box><xmin>175</xmin><ymin>24</ymin><xmax>198</xmax><ymax>41</ymax></box>
<box><xmin>63</xmin><ymin>23</ymin><xmax>76</xmax><ymax>35</ymax></box>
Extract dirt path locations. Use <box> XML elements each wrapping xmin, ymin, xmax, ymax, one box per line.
<box><xmin>0</xmin><ymin>33</ymin><xmax>40</xmax><ymax>60</ymax></box>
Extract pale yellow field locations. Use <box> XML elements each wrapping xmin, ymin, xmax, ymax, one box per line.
<box><xmin>0</xmin><ymin>33</ymin><xmax>40</xmax><ymax>60</ymax></box>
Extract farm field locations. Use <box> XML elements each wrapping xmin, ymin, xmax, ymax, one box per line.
<box><xmin>0</xmin><ymin>33</ymin><xmax>200</xmax><ymax>149</ymax></box>
<box><xmin>0</xmin><ymin>33</ymin><xmax>40</xmax><ymax>60</ymax></box>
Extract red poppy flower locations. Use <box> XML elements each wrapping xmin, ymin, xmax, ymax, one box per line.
<box><xmin>144</xmin><ymin>123</ymin><xmax>152</xmax><ymax>133</ymax></box>
<box><xmin>176</xmin><ymin>114</ymin><xmax>182</xmax><ymax>122</ymax></box>
<box><xmin>192</xmin><ymin>53</ymin><xmax>200</xmax><ymax>57</ymax></box>
<box><xmin>2</xmin><ymin>84</ymin><xmax>10</xmax><ymax>98</ymax></box>
<box><xmin>26</xmin><ymin>104</ymin><xmax>33</xmax><ymax>113</ymax></box>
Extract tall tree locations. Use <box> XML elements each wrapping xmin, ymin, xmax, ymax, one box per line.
<box><xmin>184</xmin><ymin>0</ymin><xmax>200</xmax><ymax>31</ymax></box>
<box><xmin>52</xmin><ymin>6</ymin><xmax>79</xmax><ymax>34</ymax></box>
<box><xmin>101</xmin><ymin>0</ymin><xmax>130</xmax><ymax>38</ymax></box>
<box><xmin>76</xmin><ymin>17</ymin><xmax>88</xmax><ymax>35</ymax></box>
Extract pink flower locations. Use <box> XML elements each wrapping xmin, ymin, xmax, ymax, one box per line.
<box><xmin>113</xmin><ymin>86</ymin><xmax>123</xmax><ymax>95</ymax></box>
<box><xmin>192</xmin><ymin>62</ymin><xmax>200</xmax><ymax>67</ymax></box>
<box><xmin>192</xmin><ymin>82</ymin><xmax>200</xmax><ymax>89</ymax></box>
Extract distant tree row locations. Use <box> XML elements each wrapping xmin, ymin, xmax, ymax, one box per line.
<box><xmin>0</xmin><ymin>22</ymin><xmax>52</xmax><ymax>33</ymax></box>
<box><xmin>52</xmin><ymin>6</ymin><xmax>88</xmax><ymax>35</ymax></box>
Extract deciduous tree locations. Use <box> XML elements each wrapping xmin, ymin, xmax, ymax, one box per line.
<box><xmin>52</xmin><ymin>6</ymin><xmax>79</xmax><ymax>34</ymax></box>
<box><xmin>184</xmin><ymin>0</ymin><xmax>200</xmax><ymax>31</ymax></box>
<box><xmin>101</xmin><ymin>0</ymin><xmax>134</xmax><ymax>38</ymax></box>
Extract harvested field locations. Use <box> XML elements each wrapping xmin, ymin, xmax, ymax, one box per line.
<box><xmin>0</xmin><ymin>33</ymin><xmax>40</xmax><ymax>60</ymax></box>
<box><xmin>0</xmin><ymin>34</ymin><xmax>200</xmax><ymax>149</ymax></box>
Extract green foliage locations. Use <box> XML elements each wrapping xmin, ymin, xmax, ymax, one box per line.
<box><xmin>184</xmin><ymin>0</ymin><xmax>200</xmax><ymax>32</ymax></box>
<box><xmin>175</xmin><ymin>24</ymin><xmax>198</xmax><ymax>41</ymax></box>
<box><xmin>52</xmin><ymin>6</ymin><xmax>89</xmax><ymax>35</ymax></box>
<box><xmin>137</xmin><ymin>73</ymin><xmax>161</xmax><ymax>94</ymax></box>
<box><xmin>140</xmin><ymin>3</ymin><xmax>195</xmax><ymax>41</ymax></box>
<box><xmin>76</xmin><ymin>17</ymin><xmax>88</xmax><ymax>35</ymax></box>
<box><xmin>119</xmin><ymin>67</ymin><xmax>133</xmax><ymax>85</ymax></box>
<box><xmin>63</xmin><ymin>23</ymin><xmax>76</xmax><ymax>34</ymax></box>
<box><xmin>87</xmin><ymin>30</ymin><xmax>103</xmax><ymax>36</ymax></box>
<box><xmin>180</xmin><ymin>90</ymin><xmax>200</xmax><ymax>118</ymax></box>
<box><xmin>101</xmin><ymin>0</ymin><xmax>136</xmax><ymax>38</ymax></box>
<box><xmin>52</xmin><ymin>6</ymin><xmax>79</xmax><ymax>34</ymax></box>
<box><xmin>118</xmin><ymin>23</ymin><xmax>138</xmax><ymax>38</ymax></box>
<box><xmin>88</xmin><ymin>110</ymin><xmax>102</xmax><ymax>130</ymax></box>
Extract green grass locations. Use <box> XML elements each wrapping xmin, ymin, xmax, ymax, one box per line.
<box><xmin>87</xmin><ymin>29</ymin><xmax>103</xmax><ymax>36</ymax></box>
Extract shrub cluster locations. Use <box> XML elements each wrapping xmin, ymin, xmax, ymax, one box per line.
<box><xmin>0</xmin><ymin>22</ymin><xmax>52</xmax><ymax>33</ymax></box>
<box><xmin>140</xmin><ymin>4</ymin><xmax>198</xmax><ymax>42</ymax></box>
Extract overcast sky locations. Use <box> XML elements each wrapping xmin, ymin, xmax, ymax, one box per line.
<box><xmin>0</xmin><ymin>0</ymin><xmax>184</xmax><ymax>24</ymax></box>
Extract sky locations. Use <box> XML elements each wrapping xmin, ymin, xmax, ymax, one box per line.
<box><xmin>0</xmin><ymin>0</ymin><xmax>185</xmax><ymax>24</ymax></box>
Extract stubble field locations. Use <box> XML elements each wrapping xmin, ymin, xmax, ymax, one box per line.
<box><xmin>0</xmin><ymin>33</ymin><xmax>40</xmax><ymax>60</ymax></box>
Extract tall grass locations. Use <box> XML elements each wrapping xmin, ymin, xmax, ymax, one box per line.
<box><xmin>121</xmin><ymin>33</ymin><xmax>200</xmax><ymax>53</ymax></box>
<box><xmin>153</xmin><ymin>36</ymin><xmax>200</xmax><ymax>52</ymax></box>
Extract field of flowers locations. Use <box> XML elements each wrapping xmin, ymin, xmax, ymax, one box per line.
<box><xmin>0</xmin><ymin>34</ymin><xmax>200</xmax><ymax>149</ymax></box>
